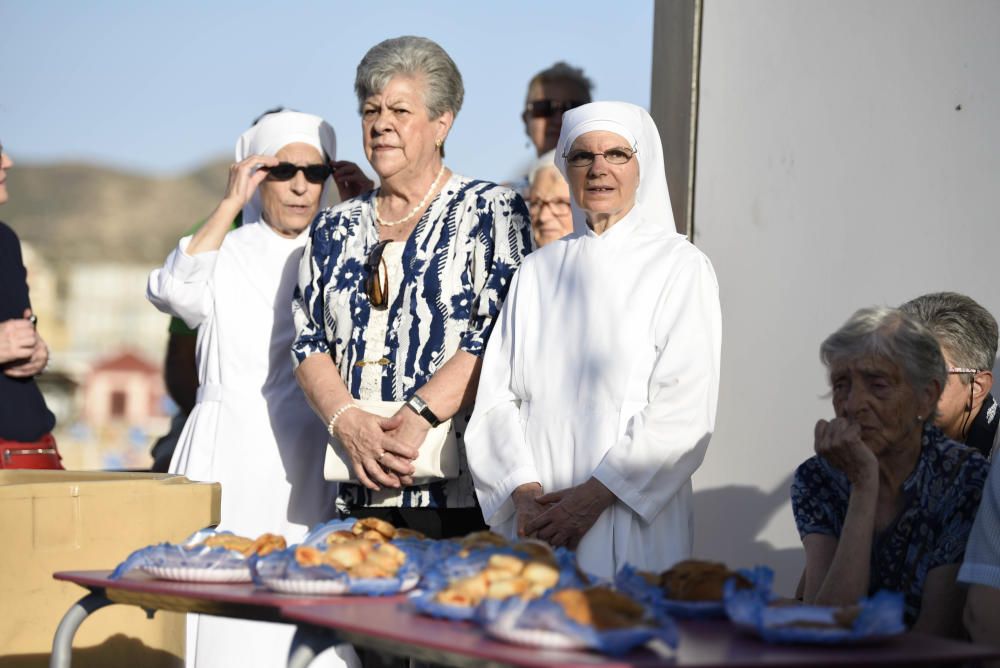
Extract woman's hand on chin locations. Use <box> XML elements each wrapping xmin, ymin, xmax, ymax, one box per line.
<box><xmin>335</xmin><ymin>409</ymin><xmax>418</xmax><ymax>490</ymax></box>
<box><xmin>525</xmin><ymin>478</ymin><xmax>616</xmax><ymax>549</ymax></box>
<box><xmin>330</xmin><ymin>160</ymin><xmax>375</xmax><ymax>201</ymax></box>
<box><xmin>814</xmin><ymin>418</ymin><xmax>879</xmax><ymax>488</ymax></box>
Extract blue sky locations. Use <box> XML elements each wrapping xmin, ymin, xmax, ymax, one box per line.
<box><xmin>1</xmin><ymin>1</ymin><xmax>653</xmax><ymax>183</ymax></box>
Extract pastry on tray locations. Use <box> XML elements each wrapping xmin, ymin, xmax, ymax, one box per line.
<box><xmin>657</xmin><ymin>559</ymin><xmax>751</xmax><ymax>601</ymax></box>
<box><xmin>201</xmin><ymin>532</ymin><xmax>287</xmax><ymax>557</ymax></box>
<box><xmin>551</xmin><ymin>587</ymin><xmax>649</xmax><ymax>630</ymax></box>
<box><xmin>433</xmin><ymin>553</ymin><xmax>561</xmax><ymax>607</ymax></box>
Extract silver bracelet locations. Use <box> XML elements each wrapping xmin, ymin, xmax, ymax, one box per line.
<box><xmin>326</xmin><ymin>403</ymin><xmax>359</xmax><ymax>438</ymax></box>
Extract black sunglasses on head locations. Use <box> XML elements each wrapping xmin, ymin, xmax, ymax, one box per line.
<box><xmin>266</xmin><ymin>162</ymin><xmax>331</xmax><ymax>184</ymax></box>
<box><xmin>524</xmin><ymin>99</ymin><xmax>585</xmax><ymax>119</ymax></box>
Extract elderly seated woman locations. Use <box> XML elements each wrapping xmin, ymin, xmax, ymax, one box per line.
<box><xmin>792</xmin><ymin>306</ymin><xmax>990</xmax><ymax>637</ymax></box>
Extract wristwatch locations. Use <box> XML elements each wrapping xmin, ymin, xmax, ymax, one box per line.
<box><xmin>405</xmin><ymin>394</ymin><xmax>442</xmax><ymax>427</ymax></box>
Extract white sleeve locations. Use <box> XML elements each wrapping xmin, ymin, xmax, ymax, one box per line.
<box><xmin>146</xmin><ymin>235</ymin><xmax>218</xmax><ymax>330</ymax></box>
<box><xmin>592</xmin><ymin>252</ymin><xmax>722</xmax><ymax>523</ymax></box>
<box><xmin>465</xmin><ymin>264</ymin><xmax>541</xmax><ymax>526</ymax></box>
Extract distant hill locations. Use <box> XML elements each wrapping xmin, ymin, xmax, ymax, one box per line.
<box><xmin>3</xmin><ymin>159</ymin><xmax>231</xmax><ymax>267</ymax></box>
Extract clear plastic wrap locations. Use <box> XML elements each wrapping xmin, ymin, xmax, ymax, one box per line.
<box><xmin>724</xmin><ymin>572</ymin><xmax>906</xmax><ymax>644</ymax></box>
<box><xmin>615</xmin><ymin>563</ymin><xmax>773</xmax><ymax>619</ymax></box>
<box><xmin>110</xmin><ymin>529</ymin><xmax>253</xmax><ymax>582</ymax></box>
<box><xmin>477</xmin><ymin>594</ymin><xmax>678</xmax><ymax>656</ymax></box>
<box><xmin>412</xmin><ymin>545</ymin><xmax>587</xmax><ymax>621</ymax></box>
<box><xmin>250</xmin><ymin>541</ymin><xmax>422</xmax><ymax>596</ymax></box>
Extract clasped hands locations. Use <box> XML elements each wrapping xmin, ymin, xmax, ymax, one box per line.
<box><xmin>512</xmin><ymin>478</ymin><xmax>616</xmax><ymax>550</ymax></box>
<box><xmin>335</xmin><ymin>406</ymin><xmax>430</xmax><ymax>491</ymax></box>
<box><xmin>0</xmin><ymin>309</ymin><xmax>48</xmax><ymax>378</ymax></box>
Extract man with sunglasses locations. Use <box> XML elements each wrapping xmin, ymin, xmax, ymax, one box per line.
<box><xmin>522</xmin><ymin>62</ymin><xmax>593</xmax><ymax>158</ymax></box>
<box><xmin>901</xmin><ymin>292</ymin><xmax>999</xmax><ymax>460</ymax></box>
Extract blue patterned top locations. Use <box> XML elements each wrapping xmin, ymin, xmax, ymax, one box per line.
<box><xmin>791</xmin><ymin>425</ymin><xmax>989</xmax><ymax>626</ymax></box>
<box><xmin>292</xmin><ymin>174</ymin><xmax>532</xmax><ymax>510</ymax></box>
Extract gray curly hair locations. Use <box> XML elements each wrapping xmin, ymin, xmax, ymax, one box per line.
<box><xmin>354</xmin><ymin>36</ymin><xmax>464</xmax><ymax>121</ymax></box>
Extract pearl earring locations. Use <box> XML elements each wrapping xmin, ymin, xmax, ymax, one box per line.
<box><xmin>916</xmin><ymin>415</ymin><xmax>924</xmax><ymax>422</ymax></box>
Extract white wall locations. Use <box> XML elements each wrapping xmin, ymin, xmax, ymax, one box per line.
<box><xmin>687</xmin><ymin>0</ymin><xmax>1000</xmax><ymax>593</ymax></box>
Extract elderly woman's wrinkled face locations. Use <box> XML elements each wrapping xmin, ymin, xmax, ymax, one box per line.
<box><xmin>566</xmin><ymin>131</ymin><xmax>639</xmax><ymax>225</ymax></box>
<box><xmin>523</xmin><ymin>80</ymin><xmax>586</xmax><ymax>156</ymax></box>
<box><xmin>528</xmin><ymin>166</ymin><xmax>573</xmax><ymax>247</ymax></box>
<box><xmin>362</xmin><ymin>75</ymin><xmax>451</xmax><ymax>181</ymax></box>
<box><xmin>0</xmin><ymin>144</ymin><xmax>13</xmax><ymax>205</ymax></box>
<box><xmin>829</xmin><ymin>355</ymin><xmax>935</xmax><ymax>456</ymax></box>
<box><xmin>259</xmin><ymin>142</ymin><xmax>325</xmax><ymax>238</ymax></box>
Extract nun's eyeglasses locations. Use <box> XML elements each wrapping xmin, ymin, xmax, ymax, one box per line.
<box><xmin>364</xmin><ymin>240</ymin><xmax>391</xmax><ymax>309</ymax></box>
<box><xmin>564</xmin><ymin>147</ymin><xmax>637</xmax><ymax>168</ymax></box>
<box><xmin>524</xmin><ymin>99</ymin><xmax>585</xmax><ymax>119</ymax></box>
<box><xmin>266</xmin><ymin>162</ymin><xmax>331</xmax><ymax>184</ymax></box>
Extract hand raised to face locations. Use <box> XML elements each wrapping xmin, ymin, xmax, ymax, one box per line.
<box><xmin>814</xmin><ymin>417</ymin><xmax>879</xmax><ymax>488</ymax></box>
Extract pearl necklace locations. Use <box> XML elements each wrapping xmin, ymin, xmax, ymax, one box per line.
<box><xmin>374</xmin><ymin>165</ymin><xmax>447</xmax><ymax>227</ymax></box>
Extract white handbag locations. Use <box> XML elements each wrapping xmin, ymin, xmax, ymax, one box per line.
<box><xmin>323</xmin><ymin>399</ymin><xmax>459</xmax><ymax>484</ymax></box>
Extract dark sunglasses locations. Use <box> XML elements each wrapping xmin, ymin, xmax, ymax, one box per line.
<box><xmin>364</xmin><ymin>240</ymin><xmax>391</xmax><ymax>309</ymax></box>
<box><xmin>523</xmin><ymin>99</ymin><xmax>585</xmax><ymax>119</ymax></box>
<box><xmin>266</xmin><ymin>162</ymin><xmax>331</xmax><ymax>184</ymax></box>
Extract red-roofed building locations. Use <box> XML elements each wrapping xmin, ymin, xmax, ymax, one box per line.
<box><xmin>80</xmin><ymin>350</ymin><xmax>165</xmax><ymax>428</ymax></box>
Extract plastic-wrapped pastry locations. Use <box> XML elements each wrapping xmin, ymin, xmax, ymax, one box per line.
<box><xmin>552</xmin><ymin>587</ymin><xmax>647</xmax><ymax>630</ymax></box>
<box><xmin>202</xmin><ymin>534</ymin><xmax>255</xmax><ymax>553</ymax></box>
<box><xmin>659</xmin><ymin>559</ymin><xmax>751</xmax><ymax>601</ymax></box>
<box><xmin>294</xmin><ymin>546</ymin><xmax>324</xmax><ymax>567</ymax></box>
<box><xmin>352</xmin><ymin>517</ymin><xmax>396</xmax><ymax>540</ymax></box>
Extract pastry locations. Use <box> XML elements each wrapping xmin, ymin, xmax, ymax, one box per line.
<box><xmin>552</xmin><ymin>587</ymin><xmax>647</xmax><ymax>630</ymax></box>
<box><xmin>521</xmin><ymin>561</ymin><xmax>560</xmax><ymax>589</ymax></box>
<box><xmin>660</xmin><ymin>559</ymin><xmax>751</xmax><ymax>601</ymax></box>
<box><xmin>294</xmin><ymin>545</ymin><xmax>324</xmax><ymax>567</ymax></box>
<box><xmin>324</xmin><ymin>530</ymin><xmax>357</xmax><ymax>545</ymax></box>
<box><xmin>352</xmin><ymin>517</ymin><xmax>396</xmax><ymax>540</ymax></box>
<box><xmin>246</xmin><ymin>533</ymin><xmax>286</xmax><ymax>557</ymax></box>
<box><xmin>202</xmin><ymin>534</ymin><xmax>254</xmax><ymax>553</ymax></box>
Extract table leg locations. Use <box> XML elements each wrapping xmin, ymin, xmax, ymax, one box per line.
<box><xmin>288</xmin><ymin>625</ymin><xmax>339</xmax><ymax>668</ymax></box>
<box><xmin>50</xmin><ymin>591</ymin><xmax>115</xmax><ymax>668</ymax></box>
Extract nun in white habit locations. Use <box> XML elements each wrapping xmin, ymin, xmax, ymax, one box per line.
<box><xmin>147</xmin><ymin>111</ymin><xmax>357</xmax><ymax>668</ymax></box>
<box><xmin>466</xmin><ymin>101</ymin><xmax>721</xmax><ymax>579</ymax></box>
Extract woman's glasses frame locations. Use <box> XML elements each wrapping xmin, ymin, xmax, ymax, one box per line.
<box><xmin>364</xmin><ymin>240</ymin><xmax>392</xmax><ymax>309</ymax></box>
<box><xmin>563</xmin><ymin>146</ymin><xmax>638</xmax><ymax>168</ymax></box>
<box><xmin>265</xmin><ymin>162</ymin><xmax>331</xmax><ymax>184</ymax></box>
<box><xmin>527</xmin><ymin>197</ymin><xmax>572</xmax><ymax>216</ymax></box>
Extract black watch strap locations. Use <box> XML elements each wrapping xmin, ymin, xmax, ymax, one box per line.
<box><xmin>405</xmin><ymin>394</ymin><xmax>442</xmax><ymax>427</ymax></box>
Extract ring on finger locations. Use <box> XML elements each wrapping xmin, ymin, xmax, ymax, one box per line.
<box><xmin>376</xmin><ymin>450</ymin><xmax>386</xmax><ymax>463</ymax></box>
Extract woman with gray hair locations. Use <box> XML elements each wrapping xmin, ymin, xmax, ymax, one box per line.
<box><xmin>293</xmin><ymin>36</ymin><xmax>531</xmax><ymax>538</ymax></box>
<box><xmin>791</xmin><ymin>306</ymin><xmax>989</xmax><ymax>637</ymax></box>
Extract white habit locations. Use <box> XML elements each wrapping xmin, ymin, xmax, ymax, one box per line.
<box><xmin>146</xmin><ymin>111</ymin><xmax>349</xmax><ymax>668</ymax></box>
<box><xmin>465</xmin><ymin>102</ymin><xmax>722</xmax><ymax>579</ymax></box>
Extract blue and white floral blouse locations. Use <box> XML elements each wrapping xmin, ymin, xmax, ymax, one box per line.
<box><xmin>292</xmin><ymin>173</ymin><xmax>532</xmax><ymax>510</ymax></box>
<box><xmin>791</xmin><ymin>425</ymin><xmax>989</xmax><ymax>626</ymax></box>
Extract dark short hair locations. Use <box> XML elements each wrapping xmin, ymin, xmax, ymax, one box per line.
<box><xmin>525</xmin><ymin>62</ymin><xmax>594</xmax><ymax>104</ymax></box>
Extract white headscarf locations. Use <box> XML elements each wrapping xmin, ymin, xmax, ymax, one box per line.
<box><xmin>554</xmin><ymin>101</ymin><xmax>676</xmax><ymax>236</ymax></box>
<box><xmin>234</xmin><ymin>111</ymin><xmax>337</xmax><ymax>225</ymax></box>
